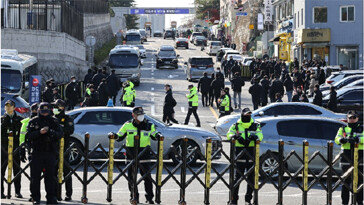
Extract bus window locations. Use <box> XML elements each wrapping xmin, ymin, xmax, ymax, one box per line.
<box><xmin>1</xmin><ymin>68</ymin><xmax>22</xmax><ymax>94</ymax></box>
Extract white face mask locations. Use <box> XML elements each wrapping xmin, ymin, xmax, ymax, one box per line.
<box><xmin>137</xmin><ymin>115</ymin><xmax>145</xmax><ymax>122</ymax></box>
<box><xmin>53</xmin><ymin>108</ymin><xmax>60</xmax><ymax>115</ymax></box>
<box><xmin>72</xmin><ymin>79</ymin><xmax>76</xmax><ymax>83</ymax></box>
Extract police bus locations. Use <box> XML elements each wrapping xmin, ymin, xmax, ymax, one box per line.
<box><xmin>1</xmin><ymin>49</ymin><xmax>38</xmax><ymax>98</ymax></box>
<box><xmin>125</xmin><ymin>30</ymin><xmax>142</xmax><ymax>45</ymax></box>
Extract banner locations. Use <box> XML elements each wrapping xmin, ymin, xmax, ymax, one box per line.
<box><xmin>258</xmin><ymin>13</ymin><xmax>264</xmax><ymax>30</ymax></box>
<box><xmin>264</xmin><ymin>0</ymin><xmax>273</xmax><ymax>23</ymax></box>
<box><xmin>29</xmin><ymin>75</ymin><xmax>42</xmax><ymax>105</ymax></box>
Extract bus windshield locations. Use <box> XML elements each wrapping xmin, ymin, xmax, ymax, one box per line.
<box><xmin>1</xmin><ymin>68</ymin><xmax>22</xmax><ymax>94</ymax></box>
<box><xmin>109</xmin><ymin>54</ymin><xmax>139</xmax><ymax>68</ymax></box>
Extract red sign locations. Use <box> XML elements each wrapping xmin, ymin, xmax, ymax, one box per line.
<box><xmin>32</xmin><ymin>78</ymin><xmax>39</xmax><ymax>86</ymax></box>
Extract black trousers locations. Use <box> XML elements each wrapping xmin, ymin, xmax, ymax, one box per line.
<box><xmin>261</xmin><ymin>93</ymin><xmax>268</xmax><ymax>107</ymax></box>
<box><xmin>201</xmin><ymin>92</ymin><xmax>209</xmax><ymax>106</ymax></box>
<box><xmin>252</xmin><ymin>99</ymin><xmax>260</xmax><ymax>110</ymax></box>
<box><xmin>55</xmin><ymin>152</ymin><xmax>73</xmax><ymax>198</ymax></box>
<box><xmin>112</xmin><ymin>95</ymin><xmax>117</xmax><ymax>105</ymax></box>
<box><xmin>184</xmin><ymin>106</ymin><xmax>201</xmax><ymax>127</ymax></box>
<box><xmin>163</xmin><ymin>112</ymin><xmax>178</xmax><ymax>124</ymax></box>
<box><xmin>232</xmin><ymin>148</ymin><xmax>255</xmax><ymax>203</ymax></box>
<box><xmin>127</xmin><ymin>148</ymin><xmax>154</xmax><ymax>201</ymax></box>
<box><xmin>31</xmin><ymin>153</ymin><xmax>57</xmax><ymax>203</ymax></box>
<box><xmin>1</xmin><ymin>146</ymin><xmax>21</xmax><ymax>195</ymax></box>
<box><xmin>209</xmin><ymin>91</ymin><xmax>214</xmax><ymax>107</ymax></box>
<box><xmin>341</xmin><ymin>150</ymin><xmax>363</xmax><ymax>205</ymax></box>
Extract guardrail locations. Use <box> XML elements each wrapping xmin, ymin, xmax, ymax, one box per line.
<box><xmin>2</xmin><ymin>131</ymin><xmax>362</xmax><ymax>204</ymax></box>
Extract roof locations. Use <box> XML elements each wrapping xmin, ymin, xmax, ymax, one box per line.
<box><xmin>160</xmin><ymin>45</ymin><xmax>174</xmax><ymax>51</ymax></box>
<box><xmin>109</xmin><ymin>47</ymin><xmax>139</xmax><ymax>55</ymax></box>
<box><xmin>255</xmin><ymin>115</ymin><xmax>346</xmax><ymax>124</ymax></box>
<box><xmin>1</xmin><ymin>49</ymin><xmax>37</xmax><ymax>69</ymax></box>
<box><xmin>189</xmin><ymin>56</ymin><xmax>213</xmax><ymax>59</ymax></box>
<box><xmin>67</xmin><ymin>106</ymin><xmax>133</xmax><ymax>114</ymax></box>
<box><xmin>332</xmin><ymin>70</ymin><xmax>363</xmax><ymax>75</ymax></box>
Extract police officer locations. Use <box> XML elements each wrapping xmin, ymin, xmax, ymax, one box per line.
<box><xmin>335</xmin><ymin>110</ymin><xmax>363</xmax><ymax>205</ymax></box>
<box><xmin>26</xmin><ymin>102</ymin><xmax>63</xmax><ymax>204</ymax></box>
<box><xmin>114</xmin><ymin>107</ymin><xmax>162</xmax><ymax>204</ymax></box>
<box><xmin>65</xmin><ymin>76</ymin><xmax>80</xmax><ymax>110</ymax></box>
<box><xmin>218</xmin><ymin>88</ymin><xmax>230</xmax><ymax>118</ymax></box>
<box><xmin>1</xmin><ymin>100</ymin><xmax>24</xmax><ymax>199</ymax></box>
<box><xmin>53</xmin><ymin>99</ymin><xmax>74</xmax><ymax>201</ymax></box>
<box><xmin>227</xmin><ymin>108</ymin><xmax>263</xmax><ymax>205</ymax></box>
<box><xmin>184</xmin><ymin>85</ymin><xmax>201</xmax><ymax>127</ymax></box>
<box><xmin>121</xmin><ymin>81</ymin><xmax>135</xmax><ymax>107</ymax></box>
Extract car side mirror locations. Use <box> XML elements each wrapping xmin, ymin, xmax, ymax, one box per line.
<box><xmin>258</xmin><ymin>111</ymin><xmax>264</xmax><ymax>116</ymax></box>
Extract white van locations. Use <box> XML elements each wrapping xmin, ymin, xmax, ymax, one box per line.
<box><xmin>125</xmin><ymin>30</ymin><xmax>142</xmax><ymax>45</ymax></box>
<box><xmin>207</xmin><ymin>41</ymin><xmax>222</xmax><ymax>55</ymax></box>
<box><xmin>1</xmin><ymin>49</ymin><xmax>37</xmax><ymax>97</ymax></box>
<box><xmin>107</xmin><ymin>46</ymin><xmax>141</xmax><ymax>85</ymax></box>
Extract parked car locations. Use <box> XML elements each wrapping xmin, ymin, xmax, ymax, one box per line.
<box><xmin>190</xmin><ymin>32</ymin><xmax>203</xmax><ymax>43</ymax></box>
<box><xmin>156</xmin><ymin>45</ymin><xmax>179</xmax><ymax>69</ymax></box>
<box><xmin>207</xmin><ymin>41</ymin><xmax>222</xmax><ymax>56</ymax></box>
<box><xmin>320</xmin><ymin>75</ymin><xmax>363</xmax><ymax>92</ymax></box>
<box><xmin>321</xmin><ymin>78</ymin><xmax>364</xmax><ymax>97</ymax></box>
<box><xmin>1</xmin><ymin>93</ymin><xmax>30</xmax><ymax>118</ymax></box>
<box><xmin>226</xmin><ymin>54</ymin><xmax>243</xmax><ymax>62</ymax></box>
<box><xmin>194</xmin><ymin>36</ymin><xmax>207</xmax><ymax>46</ymax></box>
<box><xmin>216</xmin><ymin>48</ymin><xmax>233</xmax><ymax>62</ymax></box>
<box><xmin>185</xmin><ymin>56</ymin><xmax>214</xmax><ymax>82</ymax></box>
<box><xmin>222</xmin><ymin>50</ymin><xmax>240</xmax><ymax>61</ymax></box>
<box><xmin>175</xmin><ymin>38</ymin><xmax>189</xmax><ymax>49</ymax></box>
<box><xmin>154</xmin><ymin>31</ymin><xmax>163</xmax><ymax>37</ymax></box>
<box><xmin>66</xmin><ymin>107</ymin><xmax>222</xmax><ymax>165</ymax></box>
<box><xmin>309</xmin><ymin>65</ymin><xmax>342</xmax><ymax>78</ymax></box>
<box><xmin>241</xmin><ymin>56</ymin><xmax>254</xmax><ymax>66</ymax></box>
<box><xmin>255</xmin><ymin>116</ymin><xmax>345</xmax><ymax>177</ymax></box>
<box><xmin>324</xmin><ymin>70</ymin><xmax>363</xmax><ymax>85</ymax></box>
<box><xmin>322</xmin><ymin>86</ymin><xmax>363</xmax><ymax>121</ymax></box>
<box><xmin>164</xmin><ymin>30</ymin><xmax>175</xmax><ymax>39</ymax></box>
<box><xmin>214</xmin><ymin>102</ymin><xmax>347</xmax><ymax>137</ymax></box>
<box><xmin>135</xmin><ymin>45</ymin><xmax>146</xmax><ymax>58</ymax></box>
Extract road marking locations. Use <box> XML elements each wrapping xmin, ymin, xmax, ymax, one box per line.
<box><xmin>181</xmin><ymin>107</ymin><xmax>186</xmax><ymax>113</ymax></box>
<box><xmin>151</xmin><ymin>105</ymin><xmax>155</xmax><ymax>116</ymax></box>
<box><xmin>209</xmin><ymin>106</ymin><xmax>219</xmax><ymax>120</ymax></box>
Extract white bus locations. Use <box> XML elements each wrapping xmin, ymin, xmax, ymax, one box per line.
<box><xmin>1</xmin><ymin>49</ymin><xmax>38</xmax><ymax>98</ymax></box>
<box><xmin>125</xmin><ymin>30</ymin><xmax>142</xmax><ymax>45</ymax></box>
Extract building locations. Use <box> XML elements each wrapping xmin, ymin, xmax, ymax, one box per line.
<box><xmin>293</xmin><ymin>0</ymin><xmax>363</xmax><ymax>69</ymax></box>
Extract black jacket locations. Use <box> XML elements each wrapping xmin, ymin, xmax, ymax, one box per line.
<box><xmin>54</xmin><ymin>111</ymin><xmax>74</xmax><ymax>146</ymax></box>
<box><xmin>327</xmin><ymin>91</ymin><xmax>337</xmax><ymax>111</ymax></box>
<box><xmin>26</xmin><ymin>115</ymin><xmax>63</xmax><ymax>154</ymax></box>
<box><xmin>291</xmin><ymin>92</ymin><xmax>302</xmax><ymax>102</ymax></box>
<box><xmin>260</xmin><ymin>79</ymin><xmax>270</xmax><ymax>94</ymax></box>
<box><xmin>65</xmin><ymin>82</ymin><xmax>80</xmax><ymax>103</ymax></box>
<box><xmin>84</xmin><ymin>72</ymin><xmax>94</xmax><ymax>85</ymax></box>
<box><xmin>92</xmin><ymin>73</ymin><xmax>106</xmax><ymax>88</ymax></box>
<box><xmin>270</xmin><ymin>79</ymin><xmax>284</xmax><ymax>98</ymax></box>
<box><xmin>42</xmin><ymin>86</ymin><xmax>54</xmax><ymax>103</ymax></box>
<box><xmin>249</xmin><ymin>83</ymin><xmax>263</xmax><ymax>102</ymax></box>
<box><xmin>283</xmin><ymin>78</ymin><xmax>294</xmax><ymax>92</ymax></box>
<box><xmin>211</xmin><ymin>78</ymin><xmax>225</xmax><ymax>96</ymax></box>
<box><xmin>163</xmin><ymin>90</ymin><xmax>177</xmax><ymax>114</ymax></box>
<box><xmin>106</xmin><ymin>73</ymin><xmax>120</xmax><ymax>96</ymax></box>
<box><xmin>312</xmin><ymin>90</ymin><xmax>323</xmax><ymax>106</ymax></box>
<box><xmin>1</xmin><ymin>112</ymin><xmax>23</xmax><ymax>148</ymax></box>
<box><xmin>231</xmin><ymin>76</ymin><xmax>245</xmax><ymax>92</ymax></box>
<box><xmin>88</xmin><ymin>91</ymin><xmax>100</xmax><ymax>106</ymax></box>
<box><xmin>98</xmin><ymin>82</ymin><xmax>110</xmax><ymax>106</ymax></box>
<box><xmin>198</xmin><ymin>76</ymin><xmax>211</xmax><ymax>93</ymax></box>
<box><xmin>231</xmin><ymin>64</ymin><xmax>241</xmax><ymax>76</ymax></box>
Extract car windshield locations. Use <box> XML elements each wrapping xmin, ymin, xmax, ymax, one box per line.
<box><xmin>109</xmin><ymin>54</ymin><xmax>139</xmax><ymax>68</ymax></box>
<box><xmin>191</xmin><ymin>58</ymin><xmax>213</xmax><ymax>65</ymax></box>
<box><xmin>139</xmin><ymin>30</ymin><xmax>146</xmax><ymax>36</ymax></box>
<box><xmin>211</xmin><ymin>42</ymin><xmax>221</xmax><ymax>46</ymax></box>
<box><xmin>196</xmin><ymin>36</ymin><xmax>205</xmax><ymax>39</ymax></box>
<box><xmin>126</xmin><ymin>34</ymin><xmax>141</xmax><ymax>41</ymax></box>
<box><xmin>193</xmin><ymin>33</ymin><xmax>203</xmax><ymax>36</ymax></box>
<box><xmin>1</xmin><ymin>69</ymin><xmax>22</xmax><ymax>94</ymax></box>
<box><xmin>158</xmin><ymin>50</ymin><xmax>176</xmax><ymax>57</ymax></box>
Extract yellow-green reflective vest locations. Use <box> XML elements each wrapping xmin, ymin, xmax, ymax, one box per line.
<box><xmin>186</xmin><ymin>87</ymin><xmax>198</xmax><ymax>107</ymax></box>
<box><xmin>20</xmin><ymin>117</ymin><xmax>30</xmax><ymax>145</ymax></box>
<box><xmin>227</xmin><ymin>118</ymin><xmax>263</xmax><ymax>147</ymax></box>
<box><xmin>123</xmin><ymin>87</ymin><xmax>134</xmax><ymax>105</ymax></box>
<box><xmin>220</xmin><ymin>95</ymin><xmax>230</xmax><ymax>112</ymax></box>
<box><xmin>117</xmin><ymin>121</ymin><xmax>158</xmax><ymax>147</ymax></box>
<box><xmin>335</xmin><ymin>125</ymin><xmax>364</xmax><ymax>150</ymax></box>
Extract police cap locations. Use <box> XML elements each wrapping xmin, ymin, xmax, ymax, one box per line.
<box><xmin>132</xmin><ymin>107</ymin><xmax>145</xmax><ymax>115</ymax></box>
<box><xmin>5</xmin><ymin>100</ymin><xmax>15</xmax><ymax>107</ymax></box>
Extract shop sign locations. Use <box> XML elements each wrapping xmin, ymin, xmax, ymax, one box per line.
<box><xmin>298</xmin><ymin>29</ymin><xmax>331</xmax><ymax>43</ymax></box>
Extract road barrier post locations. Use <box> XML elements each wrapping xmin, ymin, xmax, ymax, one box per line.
<box><xmin>277</xmin><ymin>140</ymin><xmax>284</xmax><ymax>205</ymax></box>
<box><xmin>155</xmin><ymin>136</ymin><xmax>164</xmax><ymax>204</ymax></box>
<box><xmin>179</xmin><ymin>138</ymin><xmax>188</xmax><ymax>205</ymax></box>
<box><xmin>57</xmin><ymin>137</ymin><xmax>65</xmax><ymax>200</ymax></box>
<box><xmin>352</xmin><ymin>143</ymin><xmax>359</xmax><ymax>205</ymax></box>
<box><xmin>302</xmin><ymin>140</ymin><xmax>309</xmax><ymax>205</ymax></box>
<box><xmin>326</xmin><ymin>141</ymin><xmax>333</xmax><ymax>205</ymax></box>
<box><xmin>228</xmin><ymin>139</ymin><xmax>236</xmax><ymax>204</ymax></box>
<box><xmin>7</xmin><ymin>132</ymin><xmax>13</xmax><ymax>199</ymax></box>
<box><xmin>107</xmin><ymin>133</ymin><xmax>115</xmax><ymax>202</ymax></box>
<box><xmin>131</xmin><ymin>135</ymin><xmax>140</xmax><ymax>205</ymax></box>
<box><xmin>253</xmin><ymin>140</ymin><xmax>260</xmax><ymax>205</ymax></box>
<box><xmin>81</xmin><ymin>133</ymin><xmax>90</xmax><ymax>204</ymax></box>
<box><xmin>204</xmin><ymin>138</ymin><xmax>212</xmax><ymax>205</ymax></box>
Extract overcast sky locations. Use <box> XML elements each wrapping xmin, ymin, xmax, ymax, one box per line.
<box><xmin>134</xmin><ymin>0</ymin><xmax>195</xmax><ymax>27</ymax></box>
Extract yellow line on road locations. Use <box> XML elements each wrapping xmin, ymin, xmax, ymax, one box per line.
<box><xmin>209</xmin><ymin>106</ymin><xmax>219</xmax><ymax>120</ymax></box>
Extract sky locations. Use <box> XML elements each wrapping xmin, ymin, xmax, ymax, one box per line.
<box><xmin>134</xmin><ymin>0</ymin><xmax>195</xmax><ymax>27</ymax></box>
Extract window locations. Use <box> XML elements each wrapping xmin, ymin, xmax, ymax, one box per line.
<box><xmin>341</xmin><ymin>90</ymin><xmax>363</xmax><ymax>101</ymax></box>
<box><xmin>277</xmin><ymin>120</ymin><xmax>320</xmax><ymax>139</ymax></box>
<box><xmin>112</xmin><ymin>111</ymin><xmax>132</xmax><ymax>125</ymax></box>
<box><xmin>340</xmin><ymin>6</ymin><xmax>355</xmax><ymax>22</ymax></box>
<box><xmin>78</xmin><ymin>111</ymin><xmax>115</xmax><ymax>124</ymax></box>
<box><xmin>313</xmin><ymin>7</ymin><xmax>327</xmax><ymax>23</ymax></box>
<box><xmin>294</xmin><ymin>13</ymin><xmax>297</xmax><ymax>28</ymax></box>
<box><xmin>301</xmin><ymin>8</ymin><xmax>303</xmax><ymax>25</ymax></box>
<box><xmin>71</xmin><ymin>113</ymin><xmax>82</xmax><ymax>121</ymax></box>
<box><xmin>320</xmin><ymin>122</ymin><xmax>343</xmax><ymax>140</ymax></box>
<box><xmin>293</xmin><ymin>105</ymin><xmax>322</xmax><ymax>115</ymax></box>
<box><xmin>298</xmin><ymin>11</ymin><xmax>300</xmax><ymax>27</ymax></box>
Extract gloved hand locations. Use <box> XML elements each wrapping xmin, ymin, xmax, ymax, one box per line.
<box><xmin>249</xmin><ymin>134</ymin><xmax>259</xmax><ymax>141</ymax></box>
<box><xmin>152</xmin><ymin>133</ymin><xmax>163</xmax><ymax>141</ymax></box>
<box><xmin>108</xmin><ymin>132</ymin><xmax>117</xmax><ymax>140</ymax></box>
<box><xmin>348</xmin><ymin>137</ymin><xmax>360</xmax><ymax>144</ymax></box>
<box><xmin>232</xmin><ymin>134</ymin><xmax>240</xmax><ymax>140</ymax></box>
<box><xmin>339</xmin><ymin>138</ymin><xmax>348</xmax><ymax>144</ymax></box>
<box><xmin>19</xmin><ymin>148</ymin><xmax>26</xmax><ymax>163</ymax></box>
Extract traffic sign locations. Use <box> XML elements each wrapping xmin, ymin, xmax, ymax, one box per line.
<box><xmin>130</xmin><ymin>8</ymin><xmax>190</xmax><ymax>14</ymax></box>
<box><xmin>85</xmin><ymin>36</ymin><xmax>96</xmax><ymax>47</ymax></box>
<box><xmin>249</xmin><ymin>24</ymin><xmax>254</xmax><ymax>29</ymax></box>
<box><xmin>236</xmin><ymin>12</ymin><xmax>248</xmax><ymax>16</ymax></box>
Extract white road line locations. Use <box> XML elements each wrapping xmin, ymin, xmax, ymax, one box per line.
<box><xmin>151</xmin><ymin>105</ymin><xmax>155</xmax><ymax>116</ymax></box>
<box><xmin>181</xmin><ymin>107</ymin><xmax>185</xmax><ymax>113</ymax></box>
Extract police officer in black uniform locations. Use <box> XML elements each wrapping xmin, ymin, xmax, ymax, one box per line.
<box><xmin>53</xmin><ymin>99</ymin><xmax>74</xmax><ymax>201</ymax></box>
<box><xmin>26</xmin><ymin>102</ymin><xmax>63</xmax><ymax>204</ymax></box>
<box><xmin>1</xmin><ymin>100</ymin><xmax>24</xmax><ymax>199</ymax></box>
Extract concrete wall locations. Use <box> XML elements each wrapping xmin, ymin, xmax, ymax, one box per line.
<box><xmin>1</xmin><ymin>28</ymin><xmax>88</xmax><ymax>84</ymax></box>
<box><xmin>83</xmin><ymin>13</ymin><xmax>113</xmax><ymax>50</ymax></box>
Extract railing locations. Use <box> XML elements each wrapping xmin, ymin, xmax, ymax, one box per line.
<box><xmin>2</xmin><ymin>131</ymin><xmax>363</xmax><ymax>204</ymax></box>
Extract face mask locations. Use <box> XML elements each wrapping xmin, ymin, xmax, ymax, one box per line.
<box><xmin>53</xmin><ymin>108</ymin><xmax>60</xmax><ymax>115</ymax></box>
<box><xmin>137</xmin><ymin>115</ymin><xmax>145</xmax><ymax>122</ymax></box>
<box><xmin>241</xmin><ymin>115</ymin><xmax>251</xmax><ymax>123</ymax></box>
<box><xmin>72</xmin><ymin>80</ymin><xmax>76</xmax><ymax>83</ymax></box>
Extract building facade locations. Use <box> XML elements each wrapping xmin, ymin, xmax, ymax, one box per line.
<box><xmin>293</xmin><ymin>0</ymin><xmax>363</xmax><ymax>69</ymax></box>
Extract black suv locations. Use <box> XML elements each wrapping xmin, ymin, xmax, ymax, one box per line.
<box><xmin>156</xmin><ymin>46</ymin><xmax>179</xmax><ymax>69</ymax></box>
<box><xmin>164</xmin><ymin>30</ymin><xmax>175</xmax><ymax>39</ymax></box>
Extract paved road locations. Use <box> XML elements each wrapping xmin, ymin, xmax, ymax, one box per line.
<box><xmin>2</xmin><ymin>38</ymin><xmax>342</xmax><ymax>205</ymax></box>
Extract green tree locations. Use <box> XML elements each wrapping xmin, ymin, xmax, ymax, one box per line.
<box><xmin>194</xmin><ymin>0</ymin><xmax>220</xmax><ymax>23</ymax></box>
<box><xmin>109</xmin><ymin>0</ymin><xmax>139</xmax><ymax>29</ymax></box>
